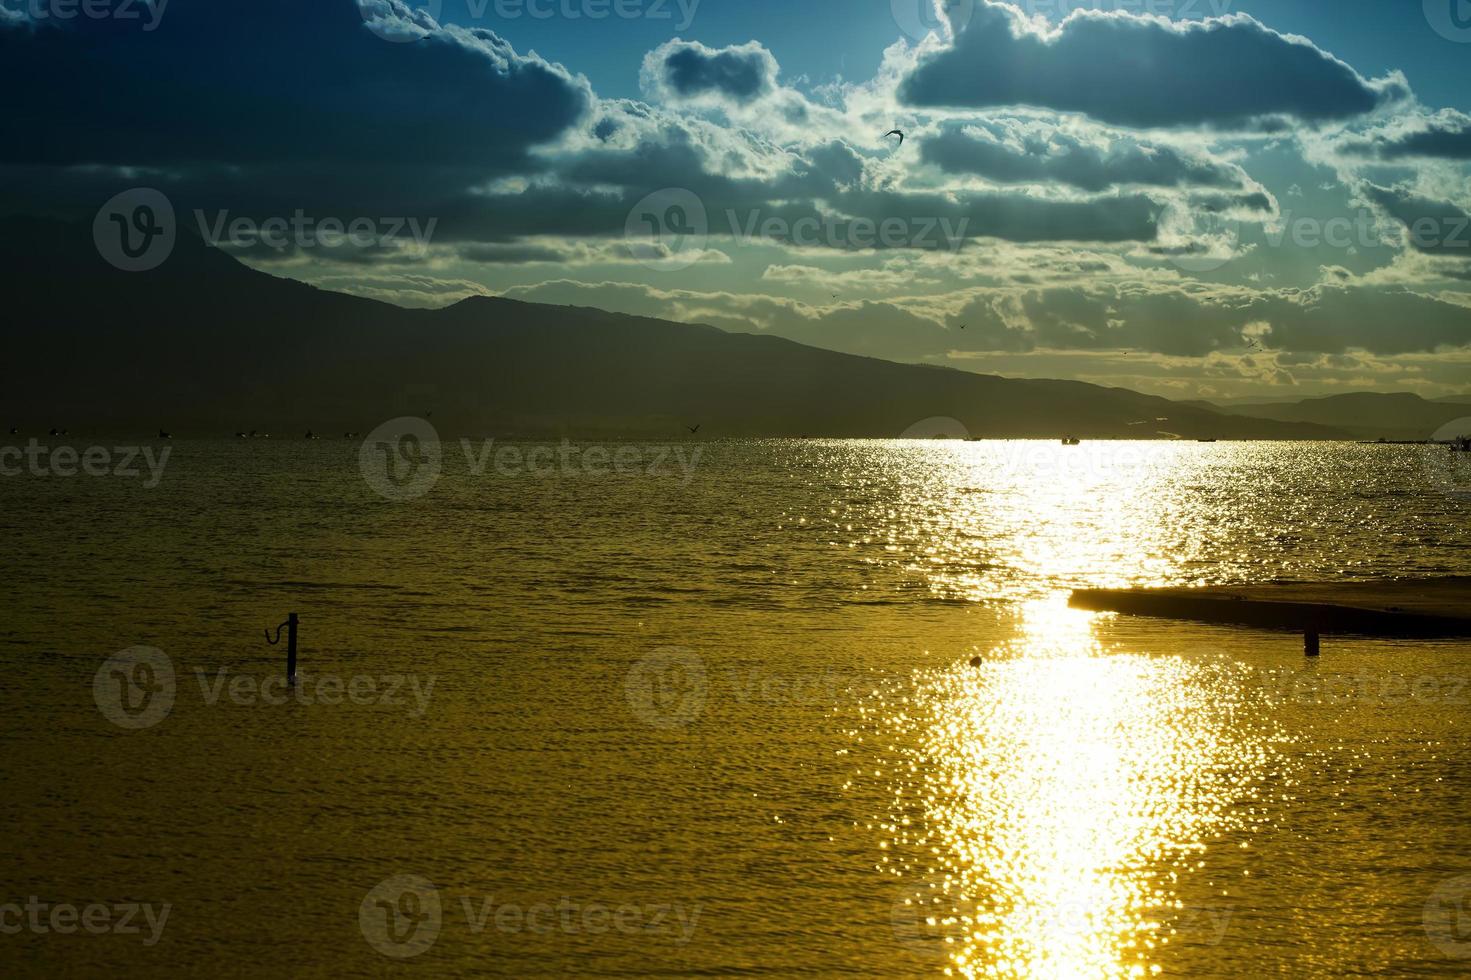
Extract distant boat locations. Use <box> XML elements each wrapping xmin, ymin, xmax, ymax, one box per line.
<box><xmin>1197</xmin><ymin>438</ymin><xmax>1217</xmax><ymax>443</ymax></box>
<box><xmin>158</xmin><ymin>429</ymin><xmax>171</xmax><ymax>439</ymax></box>
<box><xmin>1061</xmin><ymin>437</ymin><xmax>1081</xmax><ymax>445</ymax></box>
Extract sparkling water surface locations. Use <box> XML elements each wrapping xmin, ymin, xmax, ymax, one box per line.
<box><xmin>2</xmin><ymin>439</ymin><xmax>1469</xmax><ymax>976</ymax></box>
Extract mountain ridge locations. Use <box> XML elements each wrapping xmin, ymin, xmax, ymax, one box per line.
<box><xmin>0</xmin><ymin>216</ymin><xmax>1349</xmax><ymax>440</ymax></box>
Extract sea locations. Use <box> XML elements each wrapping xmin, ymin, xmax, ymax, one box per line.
<box><xmin>2</xmin><ymin>437</ymin><xmax>1470</xmax><ymax>976</ymax></box>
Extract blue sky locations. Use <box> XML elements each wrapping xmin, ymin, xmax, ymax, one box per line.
<box><xmin>2</xmin><ymin>0</ymin><xmax>1469</xmax><ymax>400</ymax></box>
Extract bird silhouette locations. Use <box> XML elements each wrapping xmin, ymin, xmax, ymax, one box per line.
<box><xmin>883</xmin><ymin>129</ymin><xmax>905</xmax><ymax>145</ymax></box>
<box><xmin>158</xmin><ymin>429</ymin><xmax>171</xmax><ymax>439</ymax></box>
<box><xmin>686</xmin><ymin>424</ymin><xmax>701</xmax><ymax>435</ymax></box>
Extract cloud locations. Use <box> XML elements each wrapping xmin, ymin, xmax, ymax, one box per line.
<box><xmin>921</xmin><ymin>122</ymin><xmax>1246</xmax><ymax>191</ymax></box>
<box><xmin>0</xmin><ymin>1</ymin><xmax>590</xmax><ymax>174</ymax></box>
<box><xmin>898</xmin><ymin>3</ymin><xmax>1407</xmax><ymax>128</ymax></box>
<box><xmin>1340</xmin><ymin>110</ymin><xmax>1471</xmax><ymax>160</ymax></box>
<box><xmin>1360</xmin><ymin>184</ymin><xmax>1471</xmax><ymax>258</ymax></box>
<box><xmin>641</xmin><ymin>39</ymin><xmax>778</xmax><ymax>105</ymax></box>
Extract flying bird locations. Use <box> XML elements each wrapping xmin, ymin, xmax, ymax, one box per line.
<box><xmin>882</xmin><ymin>129</ymin><xmax>905</xmax><ymax>145</ymax></box>
<box><xmin>686</xmin><ymin>424</ymin><xmax>701</xmax><ymax>435</ymax></box>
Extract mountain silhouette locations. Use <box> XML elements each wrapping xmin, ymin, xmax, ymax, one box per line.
<box><xmin>1198</xmin><ymin>392</ymin><xmax>1471</xmax><ymax>441</ymax></box>
<box><xmin>1</xmin><ymin>216</ymin><xmax>1345</xmax><ymax>439</ymax></box>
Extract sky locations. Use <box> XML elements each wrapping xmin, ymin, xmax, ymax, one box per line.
<box><xmin>2</xmin><ymin>0</ymin><xmax>1469</xmax><ymax>400</ymax></box>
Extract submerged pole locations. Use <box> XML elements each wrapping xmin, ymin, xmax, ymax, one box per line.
<box><xmin>265</xmin><ymin>612</ymin><xmax>301</xmax><ymax>685</ymax></box>
<box><xmin>1304</xmin><ymin>628</ymin><xmax>1320</xmax><ymax>656</ymax></box>
<box><xmin>285</xmin><ymin>612</ymin><xmax>299</xmax><ymax>685</ymax></box>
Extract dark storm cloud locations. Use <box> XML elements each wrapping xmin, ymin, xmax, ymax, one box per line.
<box><xmin>0</xmin><ymin>1</ymin><xmax>589</xmax><ymax>174</ymax></box>
<box><xmin>898</xmin><ymin>3</ymin><xmax>1405</xmax><ymax>128</ymax></box>
<box><xmin>417</xmin><ymin>112</ymin><xmax>1164</xmax><ymax>252</ymax></box>
<box><xmin>1361</xmin><ymin>184</ymin><xmax>1471</xmax><ymax>258</ymax></box>
<box><xmin>1341</xmin><ymin>113</ymin><xmax>1471</xmax><ymax>160</ymax></box>
<box><xmin>921</xmin><ymin>125</ymin><xmax>1244</xmax><ymax>191</ymax></box>
<box><xmin>644</xmin><ymin>39</ymin><xmax>777</xmax><ymax>104</ymax></box>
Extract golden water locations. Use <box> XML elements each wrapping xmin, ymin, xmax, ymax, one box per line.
<box><xmin>2</xmin><ymin>439</ymin><xmax>1469</xmax><ymax>975</ymax></box>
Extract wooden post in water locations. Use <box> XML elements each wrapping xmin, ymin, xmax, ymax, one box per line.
<box><xmin>285</xmin><ymin>612</ymin><xmax>299</xmax><ymax>685</ymax></box>
<box><xmin>1304</xmin><ymin>628</ymin><xmax>1320</xmax><ymax>656</ymax></box>
<box><xmin>265</xmin><ymin>613</ymin><xmax>301</xmax><ymax>685</ymax></box>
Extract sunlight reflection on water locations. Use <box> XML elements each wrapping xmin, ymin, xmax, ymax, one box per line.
<box><xmin>871</xmin><ymin>599</ymin><xmax>1293</xmax><ymax>978</ymax></box>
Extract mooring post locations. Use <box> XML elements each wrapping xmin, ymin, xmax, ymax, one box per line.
<box><xmin>265</xmin><ymin>612</ymin><xmax>301</xmax><ymax>686</ymax></box>
<box><xmin>285</xmin><ymin>612</ymin><xmax>299</xmax><ymax>685</ymax></box>
<box><xmin>1304</xmin><ymin>628</ymin><xmax>1320</xmax><ymax>656</ymax></box>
